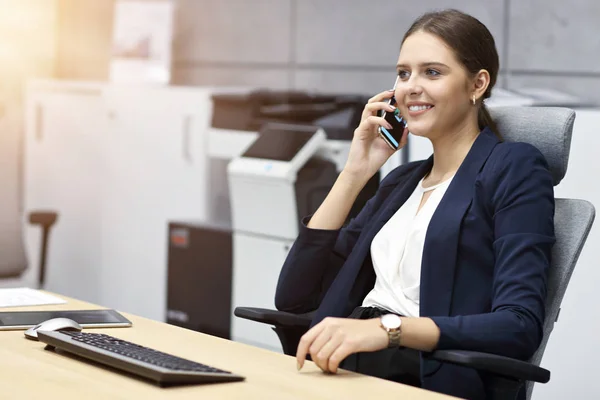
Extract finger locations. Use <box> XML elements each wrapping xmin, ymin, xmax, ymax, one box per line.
<box><xmin>367</xmin><ymin>89</ymin><xmax>395</xmax><ymax>104</ymax></box>
<box><xmin>362</xmin><ymin>98</ymin><xmax>396</xmax><ymax>120</ymax></box>
<box><xmin>365</xmin><ymin>101</ymin><xmax>396</xmax><ymax>115</ymax></box>
<box><xmin>309</xmin><ymin>328</ymin><xmax>336</xmax><ymax>371</ymax></box>
<box><xmin>296</xmin><ymin>322</ymin><xmax>327</xmax><ymax>370</ymax></box>
<box><xmin>328</xmin><ymin>343</ymin><xmax>354</xmax><ymax>374</ymax></box>
<box><xmin>315</xmin><ymin>335</ymin><xmax>344</xmax><ymax>373</ymax></box>
<box><xmin>362</xmin><ymin>115</ymin><xmax>392</xmax><ymax>131</ymax></box>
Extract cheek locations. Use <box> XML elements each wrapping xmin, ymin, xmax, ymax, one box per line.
<box><xmin>431</xmin><ymin>84</ymin><xmax>469</xmax><ymax>113</ymax></box>
<box><xmin>395</xmin><ymin>88</ymin><xmax>410</xmax><ymax>115</ymax></box>
<box><xmin>394</xmin><ymin>88</ymin><xmax>407</xmax><ymax>104</ymax></box>
<box><xmin>429</xmin><ymin>83</ymin><xmax>454</xmax><ymax>103</ymax></box>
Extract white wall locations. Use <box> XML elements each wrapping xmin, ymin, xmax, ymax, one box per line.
<box><xmin>532</xmin><ymin>109</ymin><xmax>600</xmax><ymax>399</ymax></box>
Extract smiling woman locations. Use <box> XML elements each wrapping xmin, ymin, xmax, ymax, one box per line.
<box><xmin>275</xmin><ymin>8</ymin><xmax>555</xmax><ymax>400</ymax></box>
<box><xmin>396</xmin><ymin>10</ymin><xmax>500</xmax><ymax>144</ymax></box>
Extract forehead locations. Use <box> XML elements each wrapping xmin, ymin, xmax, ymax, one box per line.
<box><xmin>397</xmin><ymin>31</ymin><xmax>458</xmax><ymax>66</ymax></box>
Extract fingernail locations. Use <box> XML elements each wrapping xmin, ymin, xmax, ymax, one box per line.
<box><xmin>297</xmin><ymin>361</ymin><xmax>302</xmax><ymax>371</ymax></box>
<box><xmin>387</xmin><ymin>88</ymin><xmax>395</xmax><ymax>92</ymax></box>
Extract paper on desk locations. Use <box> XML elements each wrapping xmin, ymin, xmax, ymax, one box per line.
<box><xmin>0</xmin><ymin>288</ymin><xmax>67</xmax><ymax>308</ymax></box>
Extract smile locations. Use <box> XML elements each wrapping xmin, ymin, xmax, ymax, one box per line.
<box><xmin>407</xmin><ymin>104</ymin><xmax>434</xmax><ymax>117</ymax></box>
<box><xmin>408</xmin><ymin>105</ymin><xmax>433</xmax><ymax>111</ymax></box>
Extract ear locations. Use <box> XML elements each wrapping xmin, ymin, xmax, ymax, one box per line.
<box><xmin>471</xmin><ymin>69</ymin><xmax>490</xmax><ymax>101</ymax></box>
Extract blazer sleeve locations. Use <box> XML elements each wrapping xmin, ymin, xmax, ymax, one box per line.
<box><xmin>274</xmin><ymin>163</ymin><xmax>417</xmax><ymax>314</ymax></box>
<box><xmin>430</xmin><ymin>143</ymin><xmax>555</xmax><ymax>360</ymax></box>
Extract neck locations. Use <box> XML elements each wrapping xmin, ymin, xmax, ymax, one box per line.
<box><xmin>428</xmin><ymin>119</ymin><xmax>480</xmax><ymax>182</ymax></box>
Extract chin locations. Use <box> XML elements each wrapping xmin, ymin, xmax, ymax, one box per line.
<box><xmin>407</xmin><ymin>124</ymin><xmax>434</xmax><ymax>139</ymax></box>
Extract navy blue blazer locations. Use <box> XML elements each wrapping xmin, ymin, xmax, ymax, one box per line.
<box><xmin>274</xmin><ymin>127</ymin><xmax>555</xmax><ymax>399</ymax></box>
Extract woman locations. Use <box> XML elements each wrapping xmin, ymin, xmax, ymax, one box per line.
<box><xmin>274</xmin><ymin>9</ymin><xmax>555</xmax><ymax>400</ymax></box>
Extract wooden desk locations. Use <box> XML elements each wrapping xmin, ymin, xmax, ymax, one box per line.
<box><xmin>0</xmin><ymin>293</ymin><xmax>455</xmax><ymax>399</ymax></box>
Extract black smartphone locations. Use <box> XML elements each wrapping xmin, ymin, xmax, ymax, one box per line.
<box><xmin>378</xmin><ymin>77</ymin><xmax>407</xmax><ymax>150</ymax></box>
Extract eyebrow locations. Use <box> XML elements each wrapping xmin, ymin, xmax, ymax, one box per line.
<box><xmin>396</xmin><ymin>62</ymin><xmax>449</xmax><ymax>72</ymax></box>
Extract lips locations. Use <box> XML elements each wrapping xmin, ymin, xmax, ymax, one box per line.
<box><xmin>406</xmin><ymin>103</ymin><xmax>434</xmax><ymax>116</ymax></box>
<box><xmin>407</xmin><ymin>102</ymin><xmax>433</xmax><ymax>110</ymax></box>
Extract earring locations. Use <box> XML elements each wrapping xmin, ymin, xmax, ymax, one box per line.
<box><xmin>471</xmin><ymin>95</ymin><xmax>477</xmax><ymax>105</ymax></box>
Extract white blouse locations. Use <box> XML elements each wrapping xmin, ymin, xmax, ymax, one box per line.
<box><xmin>362</xmin><ymin>174</ymin><xmax>454</xmax><ymax>317</ymax></box>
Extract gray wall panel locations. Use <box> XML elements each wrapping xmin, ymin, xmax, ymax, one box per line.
<box><xmin>172</xmin><ymin>66</ymin><xmax>290</xmax><ymax>89</ymax></box>
<box><xmin>508</xmin><ymin>0</ymin><xmax>600</xmax><ymax>72</ymax></box>
<box><xmin>295</xmin><ymin>0</ymin><xmax>507</xmax><ymax>68</ymax></box>
<box><xmin>174</xmin><ymin>0</ymin><xmax>292</xmax><ymax>64</ymax></box>
<box><xmin>293</xmin><ymin>69</ymin><xmax>392</xmax><ymax>94</ymax></box>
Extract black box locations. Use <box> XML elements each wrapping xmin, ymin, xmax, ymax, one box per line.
<box><xmin>166</xmin><ymin>222</ymin><xmax>232</xmax><ymax>339</ymax></box>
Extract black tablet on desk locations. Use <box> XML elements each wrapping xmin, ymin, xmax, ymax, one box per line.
<box><xmin>0</xmin><ymin>309</ymin><xmax>132</xmax><ymax>330</ymax></box>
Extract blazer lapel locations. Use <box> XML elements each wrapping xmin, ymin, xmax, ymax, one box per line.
<box><xmin>420</xmin><ymin>128</ymin><xmax>499</xmax><ymax>317</ymax></box>
<box><xmin>369</xmin><ymin>158</ymin><xmax>434</xmax><ymax>241</ymax></box>
<box><xmin>313</xmin><ymin>158</ymin><xmax>433</xmax><ymax>325</ymax></box>
<box><xmin>312</xmin><ymin>128</ymin><xmax>500</xmax><ymax>326</ymax></box>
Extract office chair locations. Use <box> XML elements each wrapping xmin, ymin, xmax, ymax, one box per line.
<box><xmin>0</xmin><ymin>175</ymin><xmax>58</xmax><ymax>287</ymax></box>
<box><xmin>235</xmin><ymin>106</ymin><xmax>596</xmax><ymax>400</ymax></box>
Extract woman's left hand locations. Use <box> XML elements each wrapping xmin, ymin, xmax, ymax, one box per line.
<box><xmin>296</xmin><ymin>317</ymin><xmax>388</xmax><ymax>373</ymax></box>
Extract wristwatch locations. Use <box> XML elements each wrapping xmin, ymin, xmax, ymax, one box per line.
<box><xmin>380</xmin><ymin>314</ymin><xmax>402</xmax><ymax>348</ymax></box>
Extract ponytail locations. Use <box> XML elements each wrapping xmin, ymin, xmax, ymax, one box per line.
<box><xmin>478</xmin><ymin>103</ymin><xmax>502</xmax><ymax>141</ymax></box>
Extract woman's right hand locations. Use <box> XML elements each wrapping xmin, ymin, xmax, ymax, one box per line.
<box><xmin>342</xmin><ymin>89</ymin><xmax>409</xmax><ymax>184</ymax></box>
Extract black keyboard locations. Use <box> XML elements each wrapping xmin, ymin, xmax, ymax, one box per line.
<box><xmin>37</xmin><ymin>330</ymin><xmax>245</xmax><ymax>385</ymax></box>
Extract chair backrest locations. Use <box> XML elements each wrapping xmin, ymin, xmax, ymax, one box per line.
<box><xmin>490</xmin><ymin>106</ymin><xmax>574</xmax><ymax>185</ymax></box>
<box><xmin>528</xmin><ymin>198</ymin><xmax>594</xmax><ymax>397</ymax></box>
<box><xmin>490</xmin><ymin>107</ymin><xmax>596</xmax><ymax>399</ymax></box>
<box><xmin>0</xmin><ymin>117</ymin><xmax>28</xmax><ymax>278</ymax></box>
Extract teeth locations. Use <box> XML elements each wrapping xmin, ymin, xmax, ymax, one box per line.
<box><xmin>409</xmin><ymin>105</ymin><xmax>432</xmax><ymax>111</ymax></box>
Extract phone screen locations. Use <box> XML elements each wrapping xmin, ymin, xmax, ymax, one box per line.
<box><xmin>378</xmin><ymin>76</ymin><xmax>406</xmax><ymax>150</ymax></box>
<box><xmin>379</xmin><ymin>97</ymin><xmax>406</xmax><ymax>149</ymax></box>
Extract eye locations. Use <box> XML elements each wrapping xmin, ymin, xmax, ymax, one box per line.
<box><xmin>398</xmin><ymin>70</ymin><xmax>410</xmax><ymax>80</ymax></box>
<box><xmin>425</xmin><ymin>68</ymin><xmax>441</xmax><ymax>77</ymax></box>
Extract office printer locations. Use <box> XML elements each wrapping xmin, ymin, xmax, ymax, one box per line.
<box><xmin>167</xmin><ymin>90</ymin><xmax>380</xmax><ymax>351</ymax></box>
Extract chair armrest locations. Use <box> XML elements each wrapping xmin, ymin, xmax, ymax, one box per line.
<box><xmin>29</xmin><ymin>211</ymin><xmax>58</xmax><ymax>229</ymax></box>
<box><xmin>234</xmin><ymin>307</ymin><xmax>313</xmax><ymax>329</ymax></box>
<box><xmin>426</xmin><ymin>350</ymin><xmax>550</xmax><ymax>383</ymax></box>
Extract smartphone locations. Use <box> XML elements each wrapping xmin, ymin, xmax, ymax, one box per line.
<box><xmin>378</xmin><ymin>76</ymin><xmax>407</xmax><ymax>150</ymax></box>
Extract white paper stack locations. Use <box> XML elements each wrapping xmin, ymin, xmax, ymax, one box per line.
<box><xmin>0</xmin><ymin>288</ymin><xmax>67</xmax><ymax>308</ymax></box>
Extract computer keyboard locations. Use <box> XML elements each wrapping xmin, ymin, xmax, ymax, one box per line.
<box><xmin>37</xmin><ymin>330</ymin><xmax>245</xmax><ymax>385</ymax></box>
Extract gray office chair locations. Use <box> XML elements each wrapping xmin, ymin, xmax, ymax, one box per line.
<box><xmin>0</xmin><ymin>175</ymin><xmax>58</xmax><ymax>287</ymax></box>
<box><xmin>235</xmin><ymin>107</ymin><xmax>595</xmax><ymax>400</ymax></box>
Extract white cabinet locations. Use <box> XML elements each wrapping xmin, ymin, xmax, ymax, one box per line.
<box><xmin>98</xmin><ymin>88</ymin><xmax>211</xmax><ymax>320</ymax></box>
<box><xmin>24</xmin><ymin>81</ymin><xmax>214</xmax><ymax>321</ymax></box>
<box><xmin>231</xmin><ymin>232</ymin><xmax>293</xmax><ymax>352</ymax></box>
<box><xmin>24</xmin><ymin>88</ymin><xmax>107</xmax><ymax>302</ymax></box>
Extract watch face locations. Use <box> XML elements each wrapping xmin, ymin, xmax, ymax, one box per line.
<box><xmin>381</xmin><ymin>314</ymin><xmax>401</xmax><ymax>330</ymax></box>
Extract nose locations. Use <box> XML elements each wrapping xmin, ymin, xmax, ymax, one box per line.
<box><xmin>407</xmin><ymin>76</ymin><xmax>424</xmax><ymax>97</ymax></box>
<box><xmin>396</xmin><ymin>76</ymin><xmax>423</xmax><ymax>103</ymax></box>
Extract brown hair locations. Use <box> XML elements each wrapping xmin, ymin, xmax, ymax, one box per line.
<box><xmin>402</xmin><ymin>9</ymin><xmax>501</xmax><ymax>139</ymax></box>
